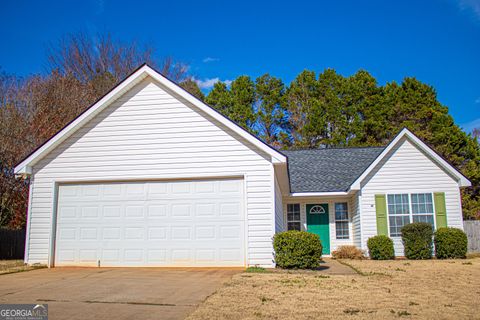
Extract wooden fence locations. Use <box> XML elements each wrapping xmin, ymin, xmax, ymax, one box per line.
<box><xmin>464</xmin><ymin>221</ymin><xmax>480</xmax><ymax>253</ymax></box>
<box><xmin>0</xmin><ymin>228</ymin><xmax>26</xmax><ymax>259</ymax></box>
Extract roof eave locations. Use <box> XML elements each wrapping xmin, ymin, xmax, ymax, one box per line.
<box><xmin>289</xmin><ymin>191</ymin><xmax>351</xmax><ymax>197</ymax></box>
<box><xmin>15</xmin><ymin>165</ymin><xmax>32</xmax><ymax>177</ymax></box>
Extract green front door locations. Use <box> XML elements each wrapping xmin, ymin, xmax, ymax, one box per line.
<box><xmin>306</xmin><ymin>203</ymin><xmax>330</xmax><ymax>254</ymax></box>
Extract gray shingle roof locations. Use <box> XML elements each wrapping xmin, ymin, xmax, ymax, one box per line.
<box><xmin>284</xmin><ymin>147</ymin><xmax>385</xmax><ymax>193</ymax></box>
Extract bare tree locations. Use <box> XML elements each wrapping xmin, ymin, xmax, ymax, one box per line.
<box><xmin>0</xmin><ymin>72</ymin><xmax>30</xmax><ymax>228</ymax></box>
<box><xmin>0</xmin><ymin>32</ymin><xmax>192</xmax><ymax>228</ymax></box>
<box><xmin>47</xmin><ymin>32</ymin><xmax>189</xmax><ymax>87</ymax></box>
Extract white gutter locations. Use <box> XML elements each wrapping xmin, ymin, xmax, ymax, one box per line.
<box><xmin>290</xmin><ymin>191</ymin><xmax>350</xmax><ymax>197</ymax></box>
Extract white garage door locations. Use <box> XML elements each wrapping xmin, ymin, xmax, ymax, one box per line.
<box><xmin>55</xmin><ymin>179</ymin><xmax>245</xmax><ymax>267</ymax></box>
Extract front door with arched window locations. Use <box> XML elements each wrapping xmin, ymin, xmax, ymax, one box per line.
<box><xmin>306</xmin><ymin>203</ymin><xmax>330</xmax><ymax>254</ymax></box>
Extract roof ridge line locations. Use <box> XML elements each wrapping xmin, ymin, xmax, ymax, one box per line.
<box><xmin>283</xmin><ymin>146</ymin><xmax>386</xmax><ymax>151</ymax></box>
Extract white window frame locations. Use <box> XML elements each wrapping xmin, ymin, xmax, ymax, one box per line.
<box><xmin>309</xmin><ymin>205</ymin><xmax>326</xmax><ymax>215</ymax></box>
<box><xmin>334</xmin><ymin>202</ymin><xmax>349</xmax><ymax>239</ymax></box>
<box><xmin>410</xmin><ymin>193</ymin><xmax>435</xmax><ymax>226</ymax></box>
<box><xmin>386</xmin><ymin>194</ymin><xmax>411</xmax><ymax>237</ymax></box>
<box><xmin>286</xmin><ymin>203</ymin><xmax>301</xmax><ymax>231</ymax></box>
<box><xmin>386</xmin><ymin>192</ymin><xmax>436</xmax><ymax>238</ymax></box>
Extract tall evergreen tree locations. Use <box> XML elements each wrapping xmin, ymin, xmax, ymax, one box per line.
<box><xmin>206</xmin><ymin>76</ymin><xmax>256</xmax><ymax>133</ymax></box>
<box><xmin>230</xmin><ymin>76</ymin><xmax>256</xmax><ymax>131</ymax></box>
<box><xmin>343</xmin><ymin>70</ymin><xmax>381</xmax><ymax>146</ymax></box>
<box><xmin>283</xmin><ymin>70</ymin><xmax>321</xmax><ymax>148</ymax></box>
<box><xmin>254</xmin><ymin>74</ymin><xmax>287</xmax><ymax>146</ymax></box>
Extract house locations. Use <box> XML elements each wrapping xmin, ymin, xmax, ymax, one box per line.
<box><xmin>14</xmin><ymin>64</ymin><xmax>471</xmax><ymax>268</ymax></box>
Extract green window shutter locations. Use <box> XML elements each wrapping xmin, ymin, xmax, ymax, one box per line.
<box><xmin>434</xmin><ymin>192</ymin><xmax>447</xmax><ymax>228</ymax></box>
<box><xmin>375</xmin><ymin>194</ymin><xmax>388</xmax><ymax>236</ymax></box>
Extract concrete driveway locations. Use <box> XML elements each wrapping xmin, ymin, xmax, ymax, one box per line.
<box><xmin>0</xmin><ymin>267</ymin><xmax>240</xmax><ymax>320</ymax></box>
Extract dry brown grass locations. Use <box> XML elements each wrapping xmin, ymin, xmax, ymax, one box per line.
<box><xmin>187</xmin><ymin>258</ymin><xmax>480</xmax><ymax>320</ymax></box>
<box><xmin>0</xmin><ymin>260</ymin><xmax>45</xmax><ymax>275</ymax></box>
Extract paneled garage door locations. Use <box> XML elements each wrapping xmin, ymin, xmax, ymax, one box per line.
<box><xmin>54</xmin><ymin>179</ymin><xmax>245</xmax><ymax>267</ymax></box>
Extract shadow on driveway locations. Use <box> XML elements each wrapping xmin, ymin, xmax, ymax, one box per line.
<box><xmin>0</xmin><ymin>267</ymin><xmax>240</xmax><ymax>320</ymax></box>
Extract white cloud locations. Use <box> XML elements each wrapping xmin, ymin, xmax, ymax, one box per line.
<box><xmin>461</xmin><ymin>117</ymin><xmax>480</xmax><ymax>133</ymax></box>
<box><xmin>194</xmin><ymin>77</ymin><xmax>232</xmax><ymax>90</ymax></box>
<box><xmin>202</xmin><ymin>57</ymin><xmax>220</xmax><ymax>63</ymax></box>
<box><xmin>457</xmin><ymin>0</ymin><xmax>480</xmax><ymax>19</ymax></box>
<box><xmin>196</xmin><ymin>78</ymin><xmax>220</xmax><ymax>89</ymax></box>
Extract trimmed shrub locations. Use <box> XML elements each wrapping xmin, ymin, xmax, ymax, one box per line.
<box><xmin>434</xmin><ymin>227</ymin><xmax>468</xmax><ymax>259</ymax></box>
<box><xmin>273</xmin><ymin>231</ymin><xmax>323</xmax><ymax>269</ymax></box>
<box><xmin>367</xmin><ymin>235</ymin><xmax>395</xmax><ymax>260</ymax></box>
<box><xmin>401</xmin><ymin>222</ymin><xmax>433</xmax><ymax>259</ymax></box>
<box><xmin>332</xmin><ymin>245</ymin><xmax>365</xmax><ymax>260</ymax></box>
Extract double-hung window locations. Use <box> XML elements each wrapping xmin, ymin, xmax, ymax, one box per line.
<box><xmin>387</xmin><ymin>194</ymin><xmax>411</xmax><ymax>237</ymax></box>
<box><xmin>335</xmin><ymin>203</ymin><xmax>349</xmax><ymax>239</ymax></box>
<box><xmin>287</xmin><ymin>204</ymin><xmax>301</xmax><ymax>231</ymax></box>
<box><xmin>411</xmin><ymin>193</ymin><xmax>434</xmax><ymax>225</ymax></box>
<box><xmin>387</xmin><ymin>193</ymin><xmax>435</xmax><ymax>237</ymax></box>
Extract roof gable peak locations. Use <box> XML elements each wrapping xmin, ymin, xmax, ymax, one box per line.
<box><xmin>15</xmin><ymin>64</ymin><xmax>286</xmax><ymax>175</ymax></box>
<box><xmin>350</xmin><ymin>128</ymin><xmax>471</xmax><ymax>189</ymax></box>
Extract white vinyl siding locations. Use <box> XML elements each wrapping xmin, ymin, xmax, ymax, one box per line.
<box><xmin>274</xmin><ymin>178</ymin><xmax>284</xmax><ymax>233</ymax></box>
<box><xmin>360</xmin><ymin>137</ymin><xmax>464</xmax><ymax>256</ymax></box>
<box><xmin>351</xmin><ymin>192</ymin><xmax>362</xmax><ymax>248</ymax></box>
<box><xmin>26</xmin><ymin>77</ymin><xmax>276</xmax><ymax>267</ymax></box>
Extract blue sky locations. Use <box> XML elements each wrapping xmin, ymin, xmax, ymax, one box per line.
<box><xmin>1</xmin><ymin>0</ymin><xmax>479</xmax><ymax>132</ymax></box>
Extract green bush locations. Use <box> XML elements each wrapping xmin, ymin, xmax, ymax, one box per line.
<box><xmin>434</xmin><ymin>227</ymin><xmax>468</xmax><ymax>259</ymax></box>
<box><xmin>367</xmin><ymin>235</ymin><xmax>395</xmax><ymax>260</ymax></box>
<box><xmin>273</xmin><ymin>231</ymin><xmax>323</xmax><ymax>269</ymax></box>
<box><xmin>401</xmin><ymin>222</ymin><xmax>433</xmax><ymax>259</ymax></box>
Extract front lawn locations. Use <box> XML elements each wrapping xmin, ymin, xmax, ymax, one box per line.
<box><xmin>0</xmin><ymin>260</ymin><xmax>45</xmax><ymax>275</ymax></box>
<box><xmin>188</xmin><ymin>258</ymin><xmax>480</xmax><ymax>319</ymax></box>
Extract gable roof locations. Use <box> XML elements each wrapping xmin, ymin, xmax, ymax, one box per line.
<box><xmin>284</xmin><ymin>147</ymin><xmax>385</xmax><ymax>193</ymax></box>
<box><xmin>14</xmin><ymin>64</ymin><xmax>286</xmax><ymax>175</ymax></box>
<box><xmin>349</xmin><ymin>128</ymin><xmax>471</xmax><ymax>189</ymax></box>
<box><xmin>285</xmin><ymin>128</ymin><xmax>471</xmax><ymax>194</ymax></box>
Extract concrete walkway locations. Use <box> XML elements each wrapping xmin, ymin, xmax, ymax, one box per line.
<box><xmin>0</xmin><ymin>267</ymin><xmax>240</xmax><ymax>320</ymax></box>
<box><xmin>315</xmin><ymin>258</ymin><xmax>358</xmax><ymax>275</ymax></box>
